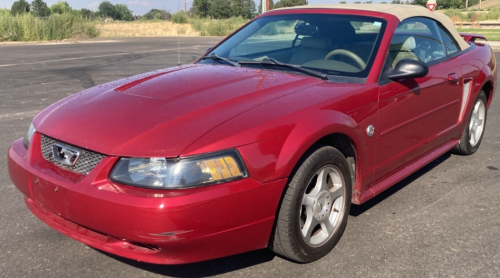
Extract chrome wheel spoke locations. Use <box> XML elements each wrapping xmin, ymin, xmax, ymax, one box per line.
<box><xmin>316</xmin><ymin>169</ymin><xmax>330</xmax><ymax>193</ymax></box>
<box><xmin>469</xmin><ymin>99</ymin><xmax>486</xmax><ymax>147</ymax></box>
<box><xmin>330</xmin><ymin>186</ymin><xmax>343</xmax><ymax>201</ymax></box>
<box><xmin>302</xmin><ymin>194</ymin><xmax>315</xmax><ymax>209</ymax></box>
<box><xmin>470</xmin><ymin>129</ymin><xmax>476</xmax><ymax>145</ymax></box>
<box><xmin>473</xmin><ymin>102</ymin><xmax>480</xmax><ymax>115</ymax></box>
<box><xmin>477</xmin><ymin>118</ymin><xmax>484</xmax><ymax>127</ymax></box>
<box><xmin>301</xmin><ymin>208</ymin><xmax>318</xmax><ymax>242</ymax></box>
<box><xmin>321</xmin><ymin>218</ymin><xmax>335</xmax><ymax>237</ymax></box>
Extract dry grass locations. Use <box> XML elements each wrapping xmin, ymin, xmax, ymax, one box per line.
<box><xmin>467</xmin><ymin>0</ymin><xmax>500</xmax><ymax>10</ymax></box>
<box><xmin>97</xmin><ymin>21</ymin><xmax>200</xmax><ymax>37</ymax></box>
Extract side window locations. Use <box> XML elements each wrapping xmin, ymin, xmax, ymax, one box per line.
<box><xmin>388</xmin><ymin>18</ymin><xmax>447</xmax><ymax>69</ymax></box>
<box><xmin>380</xmin><ymin>17</ymin><xmax>448</xmax><ymax>83</ymax></box>
<box><xmin>436</xmin><ymin>24</ymin><xmax>460</xmax><ymax>56</ymax></box>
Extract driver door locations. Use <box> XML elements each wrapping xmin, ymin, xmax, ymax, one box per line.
<box><xmin>371</xmin><ymin>17</ymin><xmax>463</xmax><ymax>185</ymax></box>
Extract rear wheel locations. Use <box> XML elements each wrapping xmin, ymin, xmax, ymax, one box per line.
<box><xmin>270</xmin><ymin>145</ymin><xmax>352</xmax><ymax>263</ymax></box>
<box><xmin>453</xmin><ymin>91</ymin><xmax>487</xmax><ymax>155</ymax></box>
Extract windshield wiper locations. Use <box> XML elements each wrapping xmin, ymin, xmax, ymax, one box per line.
<box><xmin>200</xmin><ymin>53</ymin><xmax>241</xmax><ymax>67</ymax></box>
<box><xmin>239</xmin><ymin>58</ymin><xmax>328</xmax><ymax>80</ymax></box>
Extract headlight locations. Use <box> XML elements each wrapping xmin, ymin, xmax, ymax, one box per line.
<box><xmin>23</xmin><ymin>123</ymin><xmax>36</xmax><ymax>149</ymax></box>
<box><xmin>109</xmin><ymin>150</ymin><xmax>248</xmax><ymax>189</ymax></box>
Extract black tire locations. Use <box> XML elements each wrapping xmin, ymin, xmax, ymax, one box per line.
<box><xmin>269</xmin><ymin>145</ymin><xmax>352</xmax><ymax>263</ymax></box>
<box><xmin>452</xmin><ymin>91</ymin><xmax>488</xmax><ymax>155</ymax></box>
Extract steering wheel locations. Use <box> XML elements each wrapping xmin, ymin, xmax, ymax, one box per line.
<box><xmin>324</xmin><ymin>49</ymin><xmax>366</xmax><ymax>70</ymax></box>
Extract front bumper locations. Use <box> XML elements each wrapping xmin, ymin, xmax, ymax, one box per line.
<box><xmin>8</xmin><ymin>134</ymin><xmax>286</xmax><ymax>264</ymax></box>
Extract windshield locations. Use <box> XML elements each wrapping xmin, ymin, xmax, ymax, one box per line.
<box><xmin>198</xmin><ymin>13</ymin><xmax>386</xmax><ymax>80</ymax></box>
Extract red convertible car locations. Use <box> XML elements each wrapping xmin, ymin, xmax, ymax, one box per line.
<box><xmin>8</xmin><ymin>4</ymin><xmax>497</xmax><ymax>264</ymax></box>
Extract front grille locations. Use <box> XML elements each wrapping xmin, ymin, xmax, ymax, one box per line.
<box><xmin>41</xmin><ymin>134</ymin><xmax>105</xmax><ymax>175</ymax></box>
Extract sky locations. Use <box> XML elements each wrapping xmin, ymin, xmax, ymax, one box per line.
<box><xmin>0</xmin><ymin>0</ymin><xmax>385</xmax><ymax>16</ymax></box>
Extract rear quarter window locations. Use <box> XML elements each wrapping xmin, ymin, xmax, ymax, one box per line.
<box><xmin>436</xmin><ymin>24</ymin><xmax>460</xmax><ymax>56</ymax></box>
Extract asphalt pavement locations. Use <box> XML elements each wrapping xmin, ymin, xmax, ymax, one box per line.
<box><xmin>0</xmin><ymin>37</ymin><xmax>499</xmax><ymax>278</ymax></box>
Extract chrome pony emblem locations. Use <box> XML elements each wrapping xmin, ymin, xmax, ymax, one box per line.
<box><xmin>52</xmin><ymin>143</ymin><xmax>80</xmax><ymax>166</ymax></box>
<box><xmin>366</xmin><ymin>125</ymin><xmax>375</xmax><ymax>138</ymax></box>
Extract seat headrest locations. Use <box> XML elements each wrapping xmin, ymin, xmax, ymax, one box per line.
<box><xmin>301</xmin><ymin>37</ymin><xmax>332</xmax><ymax>49</ymax></box>
<box><xmin>321</xmin><ymin>21</ymin><xmax>356</xmax><ymax>44</ymax></box>
<box><xmin>401</xmin><ymin>37</ymin><xmax>416</xmax><ymax>51</ymax></box>
<box><xmin>389</xmin><ymin>36</ymin><xmax>416</xmax><ymax>51</ymax></box>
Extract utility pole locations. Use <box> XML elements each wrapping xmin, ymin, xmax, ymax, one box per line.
<box><xmin>184</xmin><ymin>0</ymin><xmax>186</xmax><ymax>13</ymax></box>
<box><xmin>262</xmin><ymin>0</ymin><xmax>270</xmax><ymax>14</ymax></box>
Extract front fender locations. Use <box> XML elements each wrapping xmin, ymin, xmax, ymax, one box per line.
<box><xmin>274</xmin><ymin>110</ymin><xmax>365</xmax><ymax>180</ymax></box>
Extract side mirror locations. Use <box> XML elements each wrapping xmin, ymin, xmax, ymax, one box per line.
<box><xmin>206</xmin><ymin>47</ymin><xmax>213</xmax><ymax>52</ymax></box>
<box><xmin>387</xmin><ymin>59</ymin><xmax>429</xmax><ymax>80</ymax></box>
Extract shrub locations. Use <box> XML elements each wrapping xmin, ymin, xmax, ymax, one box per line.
<box><xmin>0</xmin><ymin>13</ymin><xmax>98</xmax><ymax>42</ymax></box>
<box><xmin>189</xmin><ymin>16</ymin><xmax>247</xmax><ymax>36</ymax></box>
<box><xmin>142</xmin><ymin>9</ymin><xmax>171</xmax><ymax>21</ymax></box>
<box><xmin>0</xmin><ymin>8</ymin><xmax>10</xmax><ymax>17</ymax></box>
<box><xmin>172</xmin><ymin>11</ymin><xmax>187</xmax><ymax>24</ymax></box>
<box><xmin>469</xmin><ymin>13</ymin><xmax>479</xmax><ymax>22</ymax></box>
<box><xmin>444</xmin><ymin>9</ymin><xmax>468</xmax><ymax>22</ymax></box>
<box><xmin>484</xmin><ymin>7</ymin><xmax>500</xmax><ymax>21</ymax></box>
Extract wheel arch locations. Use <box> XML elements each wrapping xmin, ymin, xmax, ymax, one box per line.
<box><xmin>274</xmin><ymin>110</ymin><xmax>368</xmax><ymax>203</ymax></box>
<box><xmin>475</xmin><ymin>61</ymin><xmax>496</xmax><ymax>110</ymax></box>
<box><xmin>481</xmin><ymin>80</ymin><xmax>494</xmax><ymax>108</ymax></box>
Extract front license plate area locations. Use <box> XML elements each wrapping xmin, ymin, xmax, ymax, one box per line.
<box><xmin>31</xmin><ymin>175</ymin><xmax>69</xmax><ymax>218</ymax></box>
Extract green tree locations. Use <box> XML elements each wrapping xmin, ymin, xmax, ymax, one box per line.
<box><xmin>192</xmin><ymin>0</ymin><xmax>211</xmax><ymax>17</ymax></box>
<box><xmin>50</xmin><ymin>1</ymin><xmax>71</xmax><ymax>14</ymax></box>
<box><xmin>98</xmin><ymin>1</ymin><xmax>116</xmax><ymax>19</ymax></box>
<box><xmin>10</xmin><ymin>0</ymin><xmax>30</xmax><ymax>15</ymax></box>
<box><xmin>143</xmin><ymin>9</ymin><xmax>171</xmax><ymax>20</ymax></box>
<box><xmin>115</xmin><ymin>4</ymin><xmax>134</xmax><ymax>21</ymax></box>
<box><xmin>273</xmin><ymin>0</ymin><xmax>308</xmax><ymax>9</ymax></box>
<box><xmin>210</xmin><ymin>0</ymin><xmax>232</xmax><ymax>19</ymax></box>
<box><xmin>31</xmin><ymin>0</ymin><xmax>50</xmax><ymax>17</ymax></box>
<box><xmin>232</xmin><ymin>0</ymin><xmax>255</xmax><ymax>18</ymax></box>
<box><xmin>78</xmin><ymin>8</ymin><xmax>95</xmax><ymax>19</ymax></box>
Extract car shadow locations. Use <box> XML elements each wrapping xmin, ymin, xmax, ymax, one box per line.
<box><xmin>94</xmin><ymin>248</ymin><xmax>276</xmax><ymax>277</ymax></box>
<box><xmin>349</xmin><ymin>152</ymin><xmax>451</xmax><ymax>217</ymax></box>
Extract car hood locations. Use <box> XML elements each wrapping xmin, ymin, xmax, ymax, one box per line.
<box><xmin>34</xmin><ymin>64</ymin><xmax>323</xmax><ymax>157</ymax></box>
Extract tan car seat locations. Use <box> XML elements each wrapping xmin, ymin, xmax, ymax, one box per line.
<box><xmin>389</xmin><ymin>36</ymin><xmax>419</xmax><ymax>68</ymax></box>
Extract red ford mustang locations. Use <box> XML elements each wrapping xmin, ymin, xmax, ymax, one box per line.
<box><xmin>8</xmin><ymin>4</ymin><xmax>497</xmax><ymax>264</ymax></box>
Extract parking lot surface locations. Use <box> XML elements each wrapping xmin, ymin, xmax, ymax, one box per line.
<box><xmin>1</xmin><ymin>37</ymin><xmax>499</xmax><ymax>278</ymax></box>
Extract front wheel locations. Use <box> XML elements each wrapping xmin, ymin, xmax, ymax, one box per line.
<box><xmin>269</xmin><ymin>145</ymin><xmax>352</xmax><ymax>263</ymax></box>
<box><xmin>453</xmin><ymin>91</ymin><xmax>488</xmax><ymax>155</ymax></box>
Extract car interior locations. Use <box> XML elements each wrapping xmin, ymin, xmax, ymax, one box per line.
<box><xmin>225</xmin><ymin>16</ymin><xmax>384</xmax><ymax>76</ymax></box>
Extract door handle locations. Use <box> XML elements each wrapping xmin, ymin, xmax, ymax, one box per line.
<box><xmin>448</xmin><ymin>73</ymin><xmax>459</xmax><ymax>84</ymax></box>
